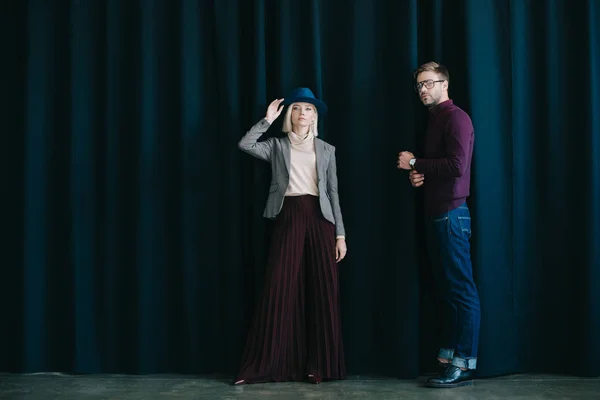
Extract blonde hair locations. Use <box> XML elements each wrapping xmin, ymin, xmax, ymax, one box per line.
<box><xmin>282</xmin><ymin>103</ymin><xmax>319</xmax><ymax>137</ymax></box>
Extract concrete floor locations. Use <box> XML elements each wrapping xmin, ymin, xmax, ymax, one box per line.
<box><xmin>1</xmin><ymin>373</ymin><xmax>599</xmax><ymax>399</ymax></box>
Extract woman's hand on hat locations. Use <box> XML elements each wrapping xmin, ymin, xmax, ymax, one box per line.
<box><xmin>265</xmin><ymin>98</ymin><xmax>285</xmax><ymax>124</ymax></box>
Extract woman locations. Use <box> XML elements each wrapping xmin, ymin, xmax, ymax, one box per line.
<box><xmin>234</xmin><ymin>87</ymin><xmax>347</xmax><ymax>385</ymax></box>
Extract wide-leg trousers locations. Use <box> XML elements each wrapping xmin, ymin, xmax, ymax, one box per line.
<box><xmin>236</xmin><ymin>195</ymin><xmax>346</xmax><ymax>383</ymax></box>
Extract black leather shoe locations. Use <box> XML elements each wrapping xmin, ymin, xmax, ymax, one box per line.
<box><xmin>438</xmin><ymin>361</ymin><xmax>451</xmax><ymax>373</ymax></box>
<box><xmin>424</xmin><ymin>362</ymin><xmax>450</xmax><ymax>376</ymax></box>
<box><xmin>425</xmin><ymin>365</ymin><xmax>474</xmax><ymax>388</ymax></box>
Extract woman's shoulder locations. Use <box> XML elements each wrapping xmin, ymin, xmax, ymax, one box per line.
<box><xmin>316</xmin><ymin>137</ymin><xmax>336</xmax><ymax>151</ymax></box>
<box><xmin>260</xmin><ymin>134</ymin><xmax>285</xmax><ymax>147</ymax></box>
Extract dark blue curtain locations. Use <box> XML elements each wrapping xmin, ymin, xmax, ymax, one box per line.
<box><xmin>2</xmin><ymin>0</ymin><xmax>599</xmax><ymax>378</ymax></box>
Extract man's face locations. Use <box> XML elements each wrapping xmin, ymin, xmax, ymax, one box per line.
<box><xmin>416</xmin><ymin>71</ymin><xmax>446</xmax><ymax>108</ymax></box>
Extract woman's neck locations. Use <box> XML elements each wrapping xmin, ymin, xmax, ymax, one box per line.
<box><xmin>292</xmin><ymin>125</ymin><xmax>310</xmax><ymax>137</ymax></box>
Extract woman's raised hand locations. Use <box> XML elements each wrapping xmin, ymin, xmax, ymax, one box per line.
<box><xmin>265</xmin><ymin>98</ymin><xmax>285</xmax><ymax>124</ymax></box>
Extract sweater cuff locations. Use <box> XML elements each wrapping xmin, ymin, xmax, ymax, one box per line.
<box><xmin>336</xmin><ymin>235</ymin><xmax>345</xmax><ymax>240</ymax></box>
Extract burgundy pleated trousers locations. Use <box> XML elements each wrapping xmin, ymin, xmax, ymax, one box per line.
<box><xmin>236</xmin><ymin>195</ymin><xmax>346</xmax><ymax>383</ymax></box>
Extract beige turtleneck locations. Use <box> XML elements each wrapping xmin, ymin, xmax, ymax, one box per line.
<box><xmin>284</xmin><ymin>130</ymin><xmax>345</xmax><ymax>240</ymax></box>
<box><xmin>285</xmin><ymin>131</ymin><xmax>319</xmax><ymax>197</ymax></box>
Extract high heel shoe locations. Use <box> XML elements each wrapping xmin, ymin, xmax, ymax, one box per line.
<box><xmin>307</xmin><ymin>374</ymin><xmax>322</xmax><ymax>384</ymax></box>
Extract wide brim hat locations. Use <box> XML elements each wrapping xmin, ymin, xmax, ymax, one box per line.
<box><xmin>282</xmin><ymin>87</ymin><xmax>328</xmax><ymax>116</ymax></box>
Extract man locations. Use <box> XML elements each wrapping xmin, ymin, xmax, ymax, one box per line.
<box><xmin>398</xmin><ymin>61</ymin><xmax>480</xmax><ymax>388</ymax></box>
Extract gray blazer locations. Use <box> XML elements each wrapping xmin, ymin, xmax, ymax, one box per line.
<box><xmin>238</xmin><ymin>118</ymin><xmax>346</xmax><ymax>237</ymax></box>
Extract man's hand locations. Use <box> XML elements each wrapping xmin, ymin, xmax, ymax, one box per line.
<box><xmin>398</xmin><ymin>151</ymin><xmax>415</xmax><ymax>170</ymax></box>
<box><xmin>409</xmin><ymin>169</ymin><xmax>425</xmax><ymax>187</ymax></box>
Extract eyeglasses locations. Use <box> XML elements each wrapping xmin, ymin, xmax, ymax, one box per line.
<box><xmin>414</xmin><ymin>79</ymin><xmax>445</xmax><ymax>92</ymax></box>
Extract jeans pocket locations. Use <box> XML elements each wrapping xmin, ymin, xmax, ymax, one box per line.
<box><xmin>457</xmin><ymin>216</ymin><xmax>472</xmax><ymax>239</ymax></box>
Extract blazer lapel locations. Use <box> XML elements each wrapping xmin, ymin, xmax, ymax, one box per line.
<box><xmin>281</xmin><ymin>136</ymin><xmax>291</xmax><ymax>173</ymax></box>
<box><xmin>315</xmin><ymin>139</ymin><xmax>327</xmax><ymax>181</ymax></box>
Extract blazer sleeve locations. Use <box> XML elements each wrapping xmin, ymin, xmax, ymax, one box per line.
<box><xmin>326</xmin><ymin>148</ymin><xmax>346</xmax><ymax>237</ymax></box>
<box><xmin>238</xmin><ymin>118</ymin><xmax>274</xmax><ymax>162</ymax></box>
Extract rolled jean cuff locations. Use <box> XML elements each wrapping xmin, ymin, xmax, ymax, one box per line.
<box><xmin>438</xmin><ymin>348</ymin><xmax>454</xmax><ymax>360</ymax></box>
<box><xmin>452</xmin><ymin>357</ymin><xmax>477</xmax><ymax>370</ymax></box>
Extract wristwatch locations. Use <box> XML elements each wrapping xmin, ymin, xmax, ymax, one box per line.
<box><xmin>409</xmin><ymin>158</ymin><xmax>416</xmax><ymax>169</ymax></box>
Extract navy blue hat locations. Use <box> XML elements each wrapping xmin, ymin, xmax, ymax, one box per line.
<box><xmin>282</xmin><ymin>87</ymin><xmax>328</xmax><ymax>116</ymax></box>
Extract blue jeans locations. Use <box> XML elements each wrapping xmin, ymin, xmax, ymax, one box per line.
<box><xmin>426</xmin><ymin>203</ymin><xmax>480</xmax><ymax>370</ymax></box>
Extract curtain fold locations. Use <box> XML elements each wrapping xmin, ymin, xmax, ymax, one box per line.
<box><xmin>2</xmin><ymin>0</ymin><xmax>598</xmax><ymax>378</ymax></box>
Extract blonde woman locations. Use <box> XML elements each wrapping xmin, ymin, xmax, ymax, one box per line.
<box><xmin>235</xmin><ymin>87</ymin><xmax>347</xmax><ymax>385</ymax></box>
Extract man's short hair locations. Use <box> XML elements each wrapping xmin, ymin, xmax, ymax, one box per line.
<box><xmin>414</xmin><ymin>61</ymin><xmax>449</xmax><ymax>82</ymax></box>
